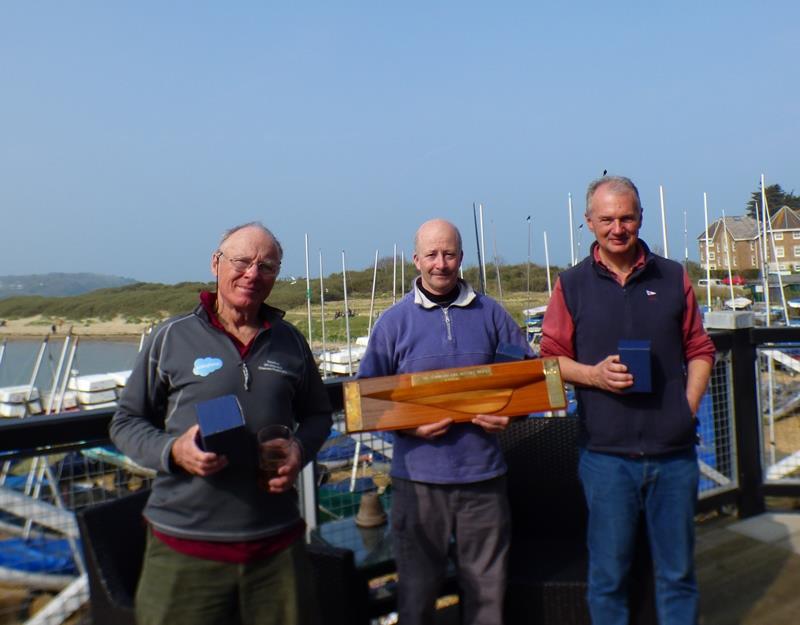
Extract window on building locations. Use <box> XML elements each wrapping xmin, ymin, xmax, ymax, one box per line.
<box><xmin>793</xmin><ymin>246</ymin><xmax>800</xmax><ymax>257</ymax></box>
<box><xmin>776</xmin><ymin>246</ymin><xmax>785</xmax><ymax>258</ymax></box>
<box><xmin>751</xmin><ymin>255</ymin><xmax>757</xmax><ymax>266</ymax></box>
<box><xmin>708</xmin><ymin>251</ymin><xmax>715</xmax><ymax>261</ymax></box>
<box><xmin>775</xmin><ymin>232</ymin><xmax>784</xmax><ymax>241</ymax></box>
<box><xmin>794</xmin><ymin>232</ymin><xmax>800</xmax><ymax>240</ymax></box>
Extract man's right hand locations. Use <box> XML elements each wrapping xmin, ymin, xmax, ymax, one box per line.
<box><xmin>404</xmin><ymin>417</ymin><xmax>454</xmax><ymax>439</ymax></box>
<box><xmin>589</xmin><ymin>355</ymin><xmax>634</xmax><ymax>393</ymax></box>
<box><xmin>171</xmin><ymin>424</ymin><xmax>229</xmax><ymax>476</ymax></box>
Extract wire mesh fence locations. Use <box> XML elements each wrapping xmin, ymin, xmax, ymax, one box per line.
<box><xmin>757</xmin><ymin>343</ymin><xmax>800</xmax><ymax>484</ymax></box>
<box><xmin>0</xmin><ymin>444</ymin><xmax>153</xmax><ymax>625</ymax></box>
<box><xmin>697</xmin><ymin>350</ymin><xmax>738</xmax><ymax>499</ymax></box>
<box><xmin>316</xmin><ymin>412</ymin><xmax>394</xmax><ymax>524</ymax></box>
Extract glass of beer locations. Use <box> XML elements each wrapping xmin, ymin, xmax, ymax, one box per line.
<box><xmin>257</xmin><ymin>424</ymin><xmax>293</xmax><ymax>490</ymax></box>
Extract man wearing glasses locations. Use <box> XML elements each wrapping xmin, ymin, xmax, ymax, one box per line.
<box><xmin>111</xmin><ymin>222</ymin><xmax>332</xmax><ymax>625</ymax></box>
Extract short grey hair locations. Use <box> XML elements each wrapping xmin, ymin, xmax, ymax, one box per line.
<box><xmin>218</xmin><ymin>221</ymin><xmax>284</xmax><ymax>260</ymax></box>
<box><xmin>585</xmin><ymin>175</ymin><xmax>642</xmax><ymax>217</ymax></box>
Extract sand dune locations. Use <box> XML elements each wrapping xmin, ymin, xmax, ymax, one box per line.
<box><xmin>0</xmin><ymin>315</ymin><xmax>147</xmax><ymax>340</ymax></box>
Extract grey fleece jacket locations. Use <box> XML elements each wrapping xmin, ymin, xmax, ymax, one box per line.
<box><xmin>110</xmin><ymin>302</ymin><xmax>332</xmax><ymax>542</ymax></box>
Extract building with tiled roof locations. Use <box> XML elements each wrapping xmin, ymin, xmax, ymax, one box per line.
<box><xmin>697</xmin><ymin>206</ymin><xmax>800</xmax><ymax>273</ymax></box>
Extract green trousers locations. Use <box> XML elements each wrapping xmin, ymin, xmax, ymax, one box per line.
<box><xmin>135</xmin><ymin>532</ymin><xmax>319</xmax><ymax>625</ymax></box>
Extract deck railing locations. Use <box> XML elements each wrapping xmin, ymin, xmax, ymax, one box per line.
<box><xmin>2</xmin><ymin>326</ymin><xmax>800</xmax><ymax>624</ymax></box>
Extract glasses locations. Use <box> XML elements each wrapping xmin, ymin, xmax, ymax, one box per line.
<box><xmin>218</xmin><ymin>252</ymin><xmax>280</xmax><ymax>276</ymax></box>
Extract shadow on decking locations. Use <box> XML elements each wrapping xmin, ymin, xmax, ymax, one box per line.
<box><xmin>697</xmin><ymin>507</ymin><xmax>800</xmax><ymax>625</ymax></box>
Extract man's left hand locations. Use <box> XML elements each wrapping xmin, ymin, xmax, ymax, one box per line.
<box><xmin>472</xmin><ymin>414</ymin><xmax>511</xmax><ymax>433</ymax></box>
<box><xmin>266</xmin><ymin>440</ymin><xmax>302</xmax><ymax>494</ymax></box>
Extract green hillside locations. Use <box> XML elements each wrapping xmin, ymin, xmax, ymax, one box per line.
<box><xmin>0</xmin><ymin>260</ymin><xmax>711</xmax><ymax>342</ymax></box>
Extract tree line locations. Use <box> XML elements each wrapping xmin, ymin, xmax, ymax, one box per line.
<box><xmin>747</xmin><ymin>183</ymin><xmax>800</xmax><ymax>218</ymax></box>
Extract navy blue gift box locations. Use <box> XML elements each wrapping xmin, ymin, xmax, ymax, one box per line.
<box><xmin>195</xmin><ymin>394</ymin><xmax>248</xmax><ymax>458</ymax></box>
<box><xmin>617</xmin><ymin>340</ymin><xmax>652</xmax><ymax>393</ymax></box>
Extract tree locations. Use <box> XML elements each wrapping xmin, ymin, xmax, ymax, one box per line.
<box><xmin>746</xmin><ymin>183</ymin><xmax>800</xmax><ymax>218</ymax></box>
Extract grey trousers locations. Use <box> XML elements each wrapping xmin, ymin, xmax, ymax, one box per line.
<box><xmin>390</xmin><ymin>476</ymin><xmax>510</xmax><ymax>625</ymax></box>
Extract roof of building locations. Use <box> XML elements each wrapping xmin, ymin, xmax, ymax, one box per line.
<box><xmin>698</xmin><ymin>215</ymin><xmax>758</xmax><ymax>241</ymax></box>
<box><xmin>770</xmin><ymin>205</ymin><xmax>800</xmax><ymax>231</ymax></box>
<box><xmin>696</xmin><ymin>206</ymin><xmax>800</xmax><ymax>241</ymax></box>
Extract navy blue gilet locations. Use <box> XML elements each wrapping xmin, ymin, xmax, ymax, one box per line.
<box><xmin>560</xmin><ymin>240</ymin><xmax>695</xmax><ymax>456</ymax></box>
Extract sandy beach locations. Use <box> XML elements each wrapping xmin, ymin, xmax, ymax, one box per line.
<box><xmin>0</xmin><ymin>315</ymin><xmax>147</xmax><ymax>340</ymax></box>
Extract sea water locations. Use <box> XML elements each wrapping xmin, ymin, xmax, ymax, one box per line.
<box><xmin>0</xmin><ymin>338</ymin><xmax>140</xmax><ymax>390</ymax></box>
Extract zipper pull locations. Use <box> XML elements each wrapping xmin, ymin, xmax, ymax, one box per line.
<box><xmin>241</xmin><ymin>362</ymin><xmax>251</xmax><ymax>390</ymax></box>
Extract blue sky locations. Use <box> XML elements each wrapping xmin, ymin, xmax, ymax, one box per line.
<box><xmin>1</xmin><ymin>2</ymin><xmax>797</xmax><ymax>284</ymax></box>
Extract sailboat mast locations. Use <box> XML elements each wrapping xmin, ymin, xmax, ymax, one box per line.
<box><xmin>304</xmin><ymin>233</ymin><xmax>312</xmax><ymax>344</ymax></box>
<box><xmin>721</xmin><ymin>209</ymin><xmax>735</xmax><ymax>305</ymax></box>
<box><xmin>568</xmin><ymin>193</ymin><xmax>576</xmax><ymax>266</ymax></box>
<box><xmin>763</xmin><ymin>192</ymin><xmax>790</xmax><ymax>324</ymax></box>
<box><xmin>703</xmin><ymin>193</ymin><xmax>712</xmax><ymax>309</ymax></box>
<box><xmin>46</xmin><ymin>332</ymin><xmax>71</xmax><ymax>414</ymax></box>
<box><xmin>526</xmin><ymin>216</ymin><xmax>532</xmax><ymax>312</ymax></box>
<box><xmin>543</xmin><ymin>231</ymin><xmax>552</xmax><ymax>297</ymax></box>
<box><xmin>401</xmin><ymin>251</ymin><xmax>405</xmax><ymax>296</ymax></box>
<box><xmin>683</xmin><ymin>208</ymin><xmax>689</xmax><ymax>267</ymax></box>
<box><xmin>318</xmin><ymin>251</ymin><xmax>328</xmax><ymax>378</ymax></box>
<box><xmin>368</xmin><ymin>249</ymin><xmax>378</xmax><ymax>338</ymax></box>
<box><xmin>761</xmin><ymin>175</ymin><xmax>772</xmax><ymax>322</ymax></box>
<box><xmin>492</xmin><ymin>220</ymin><xmax>503</xmax><ymax>303</ymax></box>
<box><xmin>54</xmin><ymin>337</ymin><xmax>79</xmax><ymax>414</ymax></box>
<box><xmin>392</xmin><ymin>244</ymin><xmax>397</xmax><ymax>304</ymax></box>
<box><xmin>660</xmin><ymin>185</ymin><xmax>669</xmax><ymax>259</ymax></box>
<box><xmin>473</xmin><ymin>203</ymin><xmax>486</xmax><ymax>294</ymax></box>
<box><xmin>341</xmin><ymin>251</ymin><xmax>353</xmax><ymax>375</ymax></box>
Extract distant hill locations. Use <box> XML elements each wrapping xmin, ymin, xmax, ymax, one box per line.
<box><xmin>0</xmin><ymin>273</ymin><xmax>138</xmax><ymax>299</ymax></box>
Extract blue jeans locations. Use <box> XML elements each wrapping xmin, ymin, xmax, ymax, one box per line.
<box><xmin>579</xmin><ymin>448</ymin><xmax>699</xmax><ymax>625</ymax></box>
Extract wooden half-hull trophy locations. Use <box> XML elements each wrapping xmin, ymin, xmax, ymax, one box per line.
<box><xmin>344</xmin><ymin>358</ymin><xmax>566</xmax><ymax>433</ymax></box>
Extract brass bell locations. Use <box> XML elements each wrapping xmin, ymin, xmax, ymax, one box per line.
<box><xmin>355</xmin><ymin>491</ymin><xmax>387</xmax><ymax>528</ymax></box>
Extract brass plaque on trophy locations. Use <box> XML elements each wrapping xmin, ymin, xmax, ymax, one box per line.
<box><xmin>344</xmin><ymin>358</ymin><xmax>566</xmax><ymax>433</ymax></box>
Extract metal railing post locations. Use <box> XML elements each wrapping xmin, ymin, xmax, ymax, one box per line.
<box><xmin>731</xmin><ymin>327</ymin><xmax>765</xmax><ymax>517</ymax></box>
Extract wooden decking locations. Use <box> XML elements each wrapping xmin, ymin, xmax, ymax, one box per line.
<box><xmin>697</xmin><ymin>509</ymin><xmax>800</xmax><ymax>625</ymax></box>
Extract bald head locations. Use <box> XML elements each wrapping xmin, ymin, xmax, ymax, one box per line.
<box><xmin>413</xmin><ymin>219</ymin><xmax>464</xmax><ymax>296</ymax></box>
<box><xmin>414</xmin><ymin>219</ymin><xmax>463</xmax><ymax>255</ymax></box>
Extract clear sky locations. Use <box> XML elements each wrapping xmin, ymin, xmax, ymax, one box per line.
<box><xmin>2</xmin><ymin>2</ymin><xmax>797</xmax><ymax>284</ymax></box>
